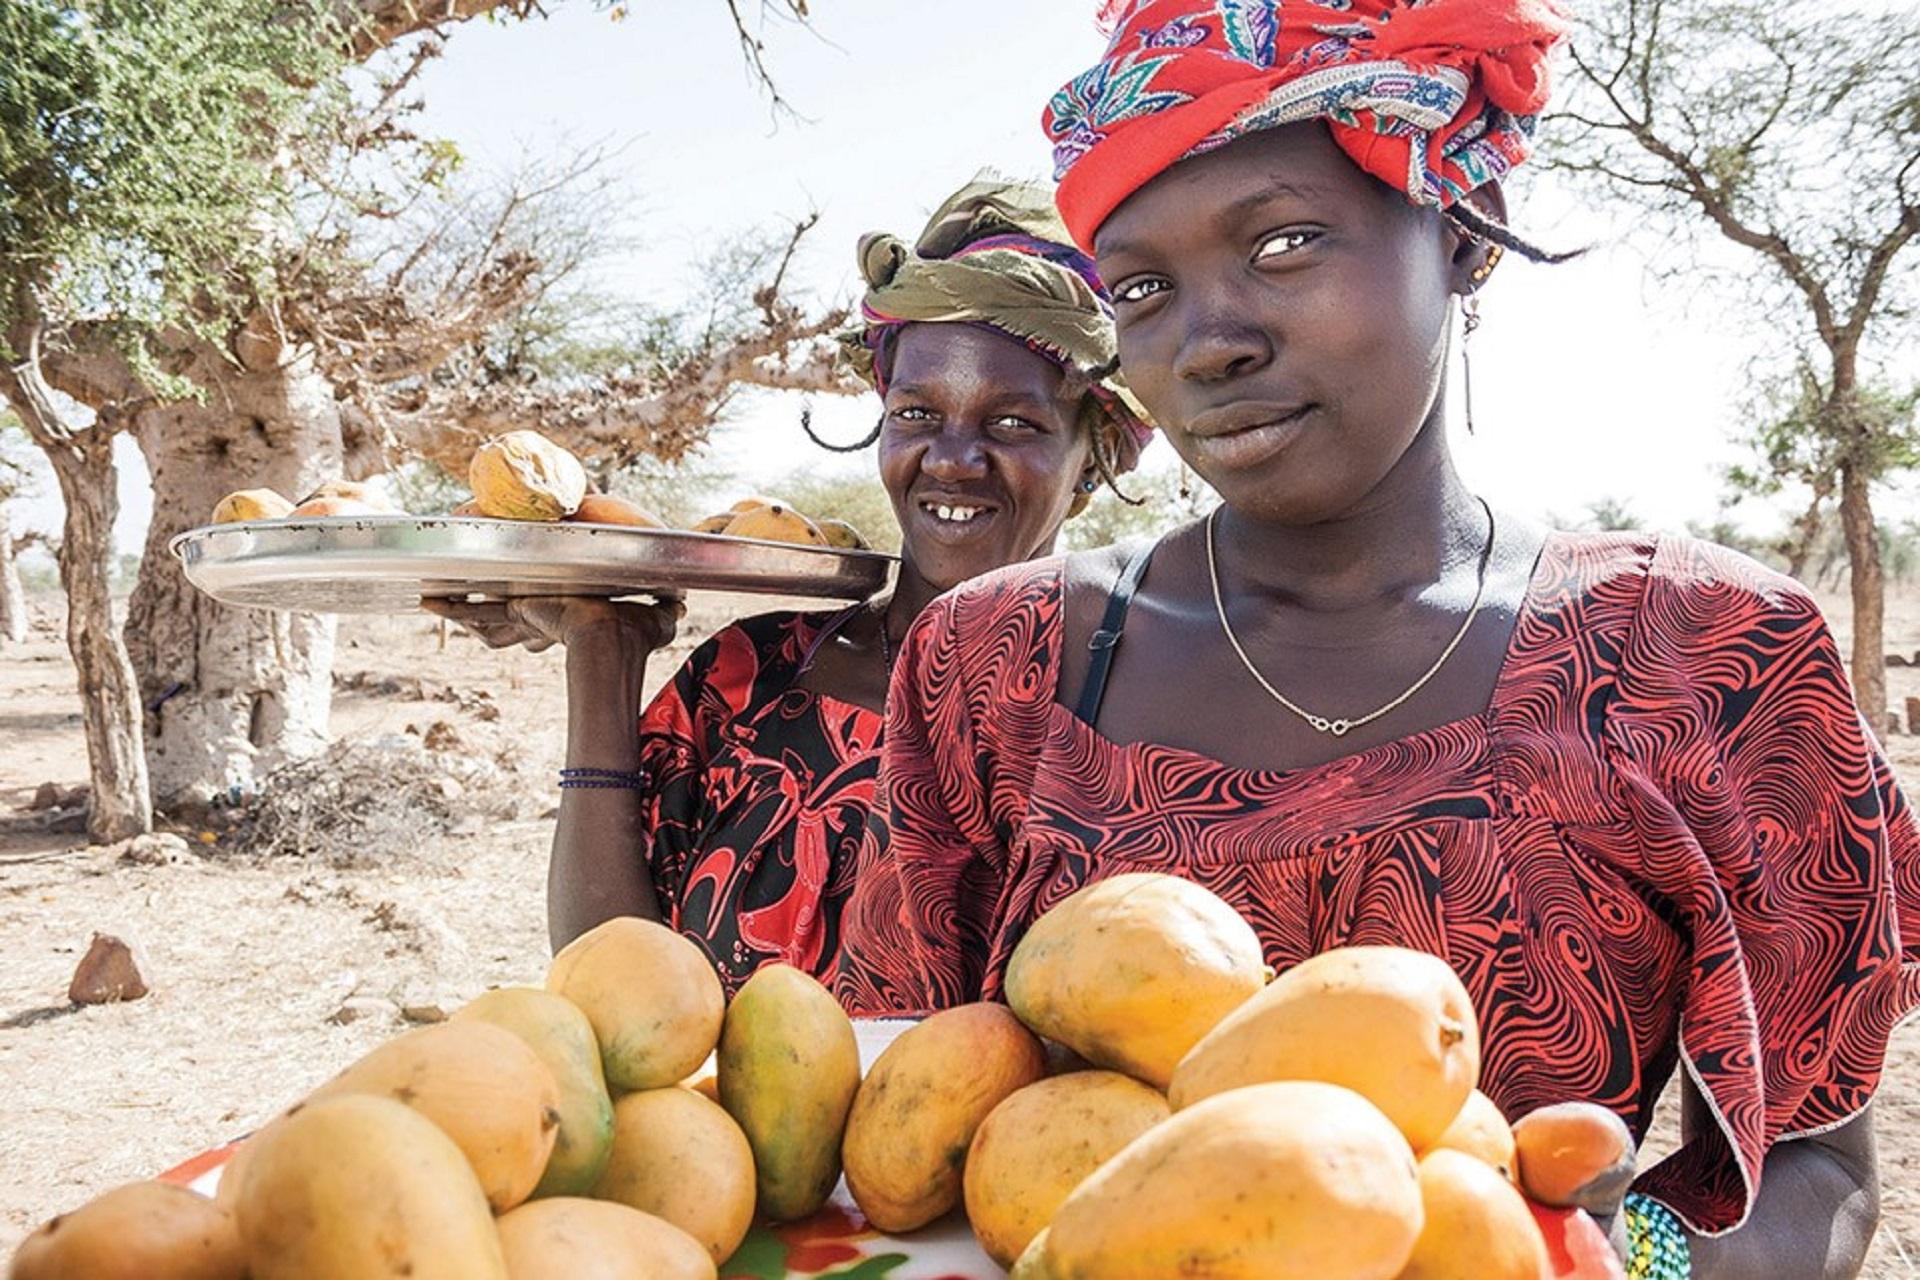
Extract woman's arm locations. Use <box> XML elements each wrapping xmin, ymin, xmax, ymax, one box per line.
<box><xmin>548</xmin><ymin>622</ymin><xmax>666</xmax><ymax>950</ymax></box>
<box><xmin>424</xmin><ymin>597</ymin><xmax>680</xmax><ymax>953</ymax></box>
<box><xmin>1682</xmin><ymin>1085</ymin><xmax>1880</xmax><ymax>1280</ymax></box>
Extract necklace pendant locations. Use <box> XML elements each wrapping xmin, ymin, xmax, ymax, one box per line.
<box><xmin>1328</xmin><ymin>719</ymin><xmax>1352</xmax><ymax>737</ymax></box>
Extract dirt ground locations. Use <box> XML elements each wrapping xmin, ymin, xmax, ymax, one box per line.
<box><xmin>3</xmin><ymin>582</ymin><xmax>1918</xmax><ymax>1274</ymax></box>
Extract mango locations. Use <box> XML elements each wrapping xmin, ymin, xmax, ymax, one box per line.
<box><xmin>494</xmin><ymin>1197</ymin><xmax>715</xmax><ymax>1280</ymax></box>
<box><xmin>841</xmin><ymin>1002</ymin><xmax>1047</xmax><ymax>1233</ymax></box>
<box><xmin>300</xmin><ymin>479</ymin><xmax>393</xmax><ymax>510</ymax></box>
<box><xmin>1426</xmin><ymin>1087</ymin><xmax>1517</xmax><ymax>1181</ymax></box>
<box><xmin>308</xmin><ymin>1020</ymin><xmax>561</xmax><ymax>1213</ymax></box>
<box><xmin>287</xmin><ymin>496</ymin><xmax>383</xmax><ymax>517</ymax></box>
<box><xmin>962</xmin><ymin>1071</ymin><xmax>1170</xmax><ymax>1267</ymax></box>
<box><xmin>1398</xmin><ymin>1149</ymin><xmax>1549</xmax><ymax>1280</ymax></box>
<box><xmin>235</xmin><ymin>1094</ymin><xmax>507</xmax><ymax>1280</ymax></box>
<box><xmin>1033</xmin><ymin>1081</ymin><xmax>1423</xmax><ymax>1280</ymax></box>
<box><xmin>566</xmin><ymin>494</ymin><xmax>666</xmax><ymax>528</ymax></box>
<box><xmin>716</xmin><ymin>963</ymin><xmax>860</xmax><ymax>1222</ymax></box>
<box><xmin>468</xmin><ymin>431</ymin><xmax>587</xmax><ymax>521</ymax></box>
<box><xmin>1512</xmin><ymin>1100</ymin><xmax>1637</xmax><ymax>1212</ymax></box>
<box><xmin>209</xmin><ymin>489</ymin><xmax>294</xmax><ymax>524</ymax></box>
<box><xmin>9</xmin><ymin>1182</ymin><xmax>244</xmax><ymax>1280</ymax></box>
<box><xmin>592</xmin><ymin>1087</ymin><xmax>756</xmax><ymax>1266</ymax></box>
<box><xmin>814</xmin><ymin>517</ymin><xmax>871</xmax><ymax>550</ymax></box>
<box><xmin>452</xmin><ymin>987</ymin><xmax>616</xmax><ymax>1198</ymax></box>
<box><xmin>722</xmin><ymin>503</ymin><xmax>828</xmax><ymax>546</ymax></box>
<box><xmin>1170</xmin><ymin>944</ymin><xmax>1479</xmax><ymax>1149</ymax></box>
<box><xmin>547</xmin><ymin>917</ymin><xmax>725</xmax><ymax>1092</ymax></box>
<box><xmin>1006</xmin><ymin>872</ymin><xmax>1267</xmax><ymax>1088</ymax></box>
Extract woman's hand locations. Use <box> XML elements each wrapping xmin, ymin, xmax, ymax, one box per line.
<box><xmin>423</xmin><ymin>595</ymin><xmax>682</xmax><ymax>657</ymax></box>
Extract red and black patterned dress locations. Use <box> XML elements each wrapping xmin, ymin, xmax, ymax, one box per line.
<box><xmin>637</xmin><ymin>610</ymin><xmax>882</xmax><ymax>994</ymax></box>
<box><xmin>837</xmin><ymin>532</ymin><xmax>1920</xmax><ymax>1236</ymax></box>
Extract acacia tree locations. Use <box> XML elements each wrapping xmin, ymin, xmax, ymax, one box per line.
<box><xmin>1545</xmin><ymin>0</ymin><xmax>1920</xmax><ymax>724</ymax></box>
<box><xmin>2</xmin><ymin>0</ymin><xmax>828</xmax><ymax>828</ymax></box>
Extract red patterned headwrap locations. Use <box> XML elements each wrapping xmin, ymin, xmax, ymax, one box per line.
<box><xmin>1044</xmin><ymin>0</ymin><xmax>1571</xmax><ymax>249</ymax></box>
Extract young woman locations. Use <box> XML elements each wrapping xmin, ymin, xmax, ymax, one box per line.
<box><xmin>430</xmin><ymin>178</ymin><xmax>1149</xmax><ymax>993</ymax></box>
<box><xmin>838</xmin><ymin>5</ymin><xmax>1917</xmax><ymax>1276</ymax></box>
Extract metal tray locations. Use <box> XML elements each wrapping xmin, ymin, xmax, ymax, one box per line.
<box><xmin>171</xmin><ymin>515</ymin><xmax>894</xmax><ymax>614</ymax></box>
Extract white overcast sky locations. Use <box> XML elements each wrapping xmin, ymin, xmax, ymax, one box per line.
<box><xmin>17</xmin><ymin>0</ymin><xmax>1917</xmax><ymax>549</ymax></box>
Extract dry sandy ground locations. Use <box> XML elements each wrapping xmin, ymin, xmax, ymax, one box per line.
<box><xmin>2</xmin><ymin>584</ymin><xmax>1918</xmax><ymax>1274</ymax></box>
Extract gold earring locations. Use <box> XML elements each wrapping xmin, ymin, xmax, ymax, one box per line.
<box><xmin>1469</xmin><ymin>244</ymin><xmax>1504</xmax><ymax>286</ymax></box>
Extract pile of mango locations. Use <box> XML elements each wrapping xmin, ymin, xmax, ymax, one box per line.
<box><xmin>11</xmin><ymin>875</ymin><xmax>1632</xmax><ymax>1280</ymax></box>
<box><xmin>206</xmin><ymin>430</ymin><xmax>870</xmax><ymax>550</ymax></box>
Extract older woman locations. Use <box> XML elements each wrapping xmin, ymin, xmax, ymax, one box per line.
<box><xmin>432</xmin><ymin>177</ymin><xmax>1148</xmax><ymax>993</ymax></box>
<box><xmin>838</xmin><ymin>5</ymin><xmax>1917</xmax><ymax>1277</ymax></box>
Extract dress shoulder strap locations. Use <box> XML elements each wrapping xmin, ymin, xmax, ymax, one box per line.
<box><xmin>1073</xmin><ymin>538</ymin><xmax>1159</xmax><ymax>727</ymax></box>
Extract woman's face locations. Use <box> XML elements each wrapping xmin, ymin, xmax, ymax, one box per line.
<box><xmin>877</xmin><ymin>323</ymin><xmax>1094</xmax><ymax>592</ymax></box>
<box><xmin>1095</xmin><ymin>123</ymin><xmax>1470</xmax><ymax>525</ymax></box>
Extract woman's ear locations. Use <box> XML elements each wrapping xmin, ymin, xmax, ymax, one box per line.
<box><xmin>1449</xmin><ymin>181</ymin><xmax>1510</xmax><ymax>292</ymax></box>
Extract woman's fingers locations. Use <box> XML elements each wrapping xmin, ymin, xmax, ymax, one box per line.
<box><xmin>424</xmin><ymin>594</ymin><xmax>682</xmax><ymax>652</ymax></box>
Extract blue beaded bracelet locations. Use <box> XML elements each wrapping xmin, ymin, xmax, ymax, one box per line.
<box><xmin>1624</xmin><ymin>1192</ymin><xmax>1692</xmax><ymax>1280</ymax></box>
<box><xmin>559</xmin><ymin>767</ymin><xmax>649</xmax><ymax>790</ymax></box>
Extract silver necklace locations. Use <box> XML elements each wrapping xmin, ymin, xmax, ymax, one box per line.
<box><xmin>1205</xmin><ymin>499</ymin><xmax>1496</xmax><ymax>738</ymax></box>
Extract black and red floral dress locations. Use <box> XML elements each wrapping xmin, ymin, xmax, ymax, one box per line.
<box><xmin>637</xmin><ymin>610</ymin><xmax>882</xmax><ymax>994</ymax></box>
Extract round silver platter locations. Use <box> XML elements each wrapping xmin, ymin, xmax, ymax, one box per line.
<box><xmin>171</xmin><ymin>516</ymin><xmax>895</xmax><ymax>614</ymax></box>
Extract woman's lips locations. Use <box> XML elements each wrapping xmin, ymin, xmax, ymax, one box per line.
<box><xmin>1188</xmin><ymin>404</ymin><xmax>1315</xmax><ymax>470</ymax></box>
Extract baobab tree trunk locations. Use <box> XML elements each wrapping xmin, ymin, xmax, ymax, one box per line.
<box><xmin>1837</xmin><ymin>459</ymin><xmax>1888</xmax><ymax>735</ymax></box>
<box><xmin>45</xmin><ymin>433</ymin><xmax>154</xmax><ymax>840</ymax></box>
<box><xmin>124</xmin><ymin>348</ymin><xmax>344</xmax><ymax>807</ymax></box>
<box><xmin>0</xmin><ymin>510</ymin><xmax>27</xmax><ymax>644</ymax></box>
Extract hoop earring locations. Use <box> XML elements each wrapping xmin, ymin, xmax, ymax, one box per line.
<box><xmin>1460</xmin><ymin>293</ymin><xmax>1483</xmax><ymax>437</ymax></box>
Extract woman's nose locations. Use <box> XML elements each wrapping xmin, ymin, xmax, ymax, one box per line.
<box><xmin>920</xmin><ymin>424</ymin><xmax>990</xmax><ymax>482</ymax></box>
<box><xmin>1172</xmin><ymin>292</ymin><xmax>1274</xmax><ymax>384</ymax></box>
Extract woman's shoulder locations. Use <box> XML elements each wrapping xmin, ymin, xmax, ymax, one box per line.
<box><xmin>1541</xmin><ymin>528</ymin><xmax>1822</xmax><ymax>627</ymax></box>
<box><xmin>919</xmin><ymin>556</ymin><xmax>1068</xmax><ymax>641</ymax></box>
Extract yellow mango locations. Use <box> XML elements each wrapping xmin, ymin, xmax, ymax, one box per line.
<box><xmin>1398</xmin><ymin>1149</ymin><xmax>1549</xmax><ymax>1280</ymax></box>
<box><xmin>235</xmin><ymin>1094</ymin><xmax>507</xmax><ymax>1280</ymax></box>
<box><xmin>494</xmin><ymin>1197</ymin><xmax>715</xmax><ymax>1280</ymax></box>
<box><xmin>962</xmin><ymin>1071</ymin><xmax>1170</xmax><ymax>1268</ymax></box>
<box><xmin>453</xmin><ymin>987</ymin><xmax>616</xmax><ymax>1198</ymax></box>
<box><xmin>1169</xmin><ymin>944</ymin><xmax>1480</xmax><ymax>1150</ymax></box>
<box><xmin>1033</xmin><ymin>1081</ymin><xmax>1422</xmax><ymax>1280</ymax></box>
<box><xmin>468</xmin><ymin>431</ymin><xmax>587</xmax><ymax>521</ymax></box>
<box><xmin>814</xmin><ymin>517</ymin><xmax>871</xmax><ymax>550</ymax></box>
<box><xmin>841</xmin><ymin>1002</ymin><xmax>1048</xmax><ymax>1233</ymax></box>
<box><xmin>1426</xmin><ymin>1087</ymin><xmax>1517</xmax><ymax>1181</ymax></box>
<box><xmin>308</xmin><ymin>1020</ymin><xmax>561</xmax><ymax>1213</ymax></box>
<box><xmin>299</xmin><ymin>479</ymin><xmax>394</xmax><ymax>510</ymax></box>
<box><xmin>546</xmin><ymin>916</ymin><xmax>725</xmax><ymax>1092</ymax></box>
<box><xmin>9</xmin><ymin>1182</ymin><xmax>244</xmax><ymax>1280</ymax></box>
<box><xmin>209</xmin><ymin>489</ymin><xmax>294</xmax><ymax>524</ymax></box>
<box><xmin>1005</xmin><ymin>872</ymin><xmax>1267</xmax><ymax>1088</ymax></box>
<box><xmin>715</xmin><ymin>963</ymin><xmax>860</xmax><ymax>1222</ymax></box>
<box><xmin>592</xmin><ymin>1087</ymin><xmax>756</xmax><ymax>1266</ymax></box>
<box><xmin>566</xmin><ymin>494</ymin><xmax>667</xmax><ymax>528</ymax></box>
<box><xmin>722</xmin><ymin>503</ymin><xmax>828</xmax><ymax>546</ymax></box>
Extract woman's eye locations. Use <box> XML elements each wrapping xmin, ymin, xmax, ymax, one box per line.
<box><xmin>1113</xmin><ymin>276</ymin><xmax>1169</xmax><ymax>305</ymax></box>
<box><xmin>888</xmin><ymin>406</ymin><xmax>935</xmax><ymax>423</ymax></box>
<box><xmin>1254</xmin><ymin>229</ymin><xmax>1319</xmax><ymax>261</ymax></box>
